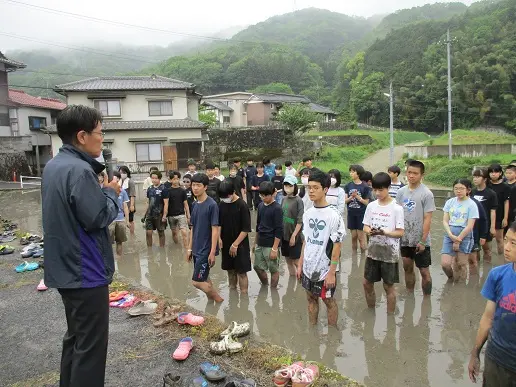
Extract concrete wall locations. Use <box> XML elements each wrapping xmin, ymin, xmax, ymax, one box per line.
<box><xmin>406</xmin><ymin>144</ymin><xmax>516</xmax><ymax>158</ymax></box>
<box><xmin>66</xmin><ymin>90</ymin><xmax>194</xmax><ymax>121</ymax></box>
<box><xmin>0</xmin><ymin>136</ymin><xmax>32</xmax><ymax>153</ymax></box>
<box><xmin>246</xmin><ymin>102</ymin><xmax>274</xmax><ymax>126</ymax></box>
<box><xmin>50</xmin><ymin>128</ymin><xmax>202</xmax><ymax>160</ymax></box>
<box><xmin>317</xmin><ymin>135</ymin><xmax>373</xmax><ymax>146</ymax></box>
<box><xmin>16</xmin><ymin>106</ymin><xmax>52</xmax><ymax>146</ymax></box>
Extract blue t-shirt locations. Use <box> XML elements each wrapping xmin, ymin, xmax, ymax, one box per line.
<box><xmin>481</xmin><ymin>263</ymin><xmax>516</xmax><ymax>373</ymax></box>
<box><xmin>191</xmin><ymin>196</ymin><xmax>219</xmax><ymax>257</ymax></box>
<box><xmin>344</xmin><ymin>181</ymin><xmax>371</xmax><ymax>213</ymax></box>
<box><xmin>116</xmin><ymin>189</ymin><xmax>129</xmax><ymax>222</ymax></box>
<box><xmin>443</xmin><ymin>197</ymin><xmax>479</xmax><ymax>227</ymax></box>
<box><xmin>264</xmin><ymin>163</ymin><xmax>276</xmax><ymax>179</ymax></box>
<box><xmin>251</xmin><ymin>174</ymin><xmax>270</xmax><ymax>188</ymax></box>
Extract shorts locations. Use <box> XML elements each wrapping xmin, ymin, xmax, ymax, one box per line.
<box><xmin>145</xmin><ymin>216</ymin><xmax>166</xmax><ymax>232</ymax></box>
<box><xmin>221</xmin><ymin>245</ymin><xmax>251</xmax><ymax>274</ymax></box>
<box><xmin>301</xmin><ymin>273</ymin><xmax>336</xmax><ymax>299</ymax></box>
<box><xmin>281</xmin><ymin>238</ymin><xmax>302</xmax><ymax>259</ymax></box>
<box><xmin>441</xmin><ymin>225</ymin><xmax>474</xmax><ymax>255</ymax></box>
<box><xmin>483</xmin><ymin>355</ymin><xmax>516</xmax><ymax>387</ymax></box>
<box><xmin>129</xmin><ymin>210</ymin><xmax>135</xmax><ymax>223</ymax></box>
<box><xmin>364</xmin><ymin>257</ymin><xmax>399</xmax><ymax>285</ymax></box>
<box><xmin>253</xmin><ymin>246</ymin><xmax>280</xmax><ymax>274</ymax></box>
<box><xmin>400</xmin><ymin>246</ymin><xmax>432</xmax><ymax>268</ymax></box>
<box><xmin>168</xmin><ymin>214</ymin><xmax>188</xmax><ymax>230</ymax></box>
<box><xmin>192</xmin><ymin>255</ymin><xmax>210</xmax><ymax>282</ymax></box>
<box><xmin>347</xmin><ymin>212</ymin><xmax>365</xmax><ymax>230</ymax></box>
<box><xmin>109</xmin><ymin>222</ymin><xmax>127</xmax><ymax>244</ymax></box>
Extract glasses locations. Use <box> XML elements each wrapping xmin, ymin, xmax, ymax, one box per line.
<box><xmin>88</xmin><ymin>131</ymin><xmax>105</xmax><ymax>138</ymax></box>
<box><xmin>453</xmin><ymin>187</ymin><xmax>467</xmax><ymax>191</ymax></box>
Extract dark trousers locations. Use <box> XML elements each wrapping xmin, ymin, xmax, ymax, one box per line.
<box><xmin>483</xmin><ymin>355</ymin><xmax>516</xmax><ymax>387</ymax></box>
<box><xmin>58</xmin><ymin>286</ymin><xmax>109</xmax><ymax>387</ymax></box>
<box><xmin>246</xmin><ymin>191</ymin><xmax>255</xmax><ymax>210</ymax></box>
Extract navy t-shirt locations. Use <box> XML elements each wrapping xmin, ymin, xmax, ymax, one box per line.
<box><xmin>481</xmin><ymin>263</ymin><xmax>516</xmax><ymax>373</ymax></box>
<box><xmin>147</xmin><ymin>184</ymin><xmax>168</xmax><ymax>218</ymax></box>
<box><xmin>344</xmin><ymin>181</ymin><xmax>371</xmax><ymax>213</ymax></box>
<box><xmin>191</xmin><ymin>196</ymin><xmax>219</xmax><ymax>257</ymax></box>
<box><xmin>251</xmin><ymin>174</ymin><xmax>270</xmax><ymax>188</ymax></box>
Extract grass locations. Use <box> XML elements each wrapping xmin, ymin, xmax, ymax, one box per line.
<box><xmin>9</xmin><ymin>371</ymin><xmax>60</xmax><ymax>387</ymax></box>
<box><xmin>419</xmin><ymin>154</ymin><xmax>516</xmax><ymax>187</ymax></box>
<box><xmin>426</xmin><ymin>129</ymin><xmax>516</xmax><ymax>145</ymax></box>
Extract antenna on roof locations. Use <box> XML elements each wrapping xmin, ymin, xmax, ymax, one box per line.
<box><xmin>150</xmin><ymin>74</ymin><xmax>157</xmax><ymax>79</ymax></box>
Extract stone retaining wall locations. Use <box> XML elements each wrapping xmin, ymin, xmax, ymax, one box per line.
<box><xmin>406</xmin><ymin>144</ymin><xmax>515</xmax><ymax>158</ymax></box>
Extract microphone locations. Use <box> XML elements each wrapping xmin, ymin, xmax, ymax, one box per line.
<box><xmin>102</xmin><ymin>148</ymin><xmax>114</xmax><ymax>181</ymax></box>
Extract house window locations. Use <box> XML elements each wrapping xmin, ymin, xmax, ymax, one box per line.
<box><xmin>136</xmin><ymin>143</ymin><xmax>162</xmax><ymax>162</ymax></box>
<box><xmin>223</xmin><ymin>116</ymin><xmax>230</xmax><ymax>124</ymax></box>
<box><xmin>148</xmin><ymin>101</ymin><xmax>173</xmax><ymax>116</ymax></box>
<box><xmin>28</xmin><ymin>116</ymin><xmax>47</xmax><ymax>130</ymax></box>
<box><xmin>94</xmin><ymin>100</ymin><xmax>121</xmax><ymax>117</ymax></box>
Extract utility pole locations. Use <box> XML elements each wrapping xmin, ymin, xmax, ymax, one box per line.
<box><xmin>389</xmin><ymin>81</ymin><xmax>394</xmax><ymax>165</ymax></box>
<box><xmin>447</xmin><ymin>29</ymin><xmax>453</xmax><ymax>160</ymax></box>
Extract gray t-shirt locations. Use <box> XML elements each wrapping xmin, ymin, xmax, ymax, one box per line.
<box><xmin>281</xmin><ymin>195</ymin><xmax>304</xmax><ymax>241</ymax></box>
<box><xmin>396</xmin><ymin>183</ymin><xmax>436</xmax><ymax>247</ymax></box>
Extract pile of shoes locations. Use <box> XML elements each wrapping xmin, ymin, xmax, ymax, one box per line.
<box><xmin>21</xmin><ymin>242</ymin><xmax>44</xmax><ymax>258</ymax></box>
<box><xmin>210</xmin><ymin>321</ymin><xmax>250</xmax><ymax>355</ymax></box>
<box><xmin>273</xmin><ymin>361</ymin><xmax>320</xmax><ymax>387</ymax></box>
<box><xmin>19</xmin><ymin>233</ymin><xmax>43</xmax><ymax>245</ymax></box>
<box><xmin>0</xmin><ymin>231</ymin><xmax>16</xmax><ymax>243</ymax></box>
<box><xmin>108</xmin><ymin>291</ymin><xmax>138</xmax><ymax>308</ymax></box>
<box><xmin>0</xmin><ymin>244</ymin><xmax>14</xmax><ymax>255</ymax></box>
<box><xmin>153</xmin><ymin>304</ymin><xmax>205</xmax><ymax>328</ymax></box>
<box><xmin>1</xmin><ymin>217</ymin><xmax>17</xmax><ymax>232</ymax></box>
<box><xmin>163</xmin><ymin>362</ymin><xmax>256</xmax><ymax>386</ymax></box>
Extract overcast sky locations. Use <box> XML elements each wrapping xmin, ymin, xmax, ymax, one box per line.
<box><xmin>0</xmin><ymin>0</ymin><xmax>476</xmax><ymax>50</ymax></box>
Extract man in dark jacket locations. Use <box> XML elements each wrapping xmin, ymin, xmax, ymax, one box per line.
<box><xmin>42</xmin><ymin>105</ymin><xmax>120</xmax><ymax>387</ymax></box>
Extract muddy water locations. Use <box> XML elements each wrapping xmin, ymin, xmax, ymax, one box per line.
<box><xmin>1</xmin><ymin>189</ymin><xmax>505</xmax><ymax>387</ymax></box>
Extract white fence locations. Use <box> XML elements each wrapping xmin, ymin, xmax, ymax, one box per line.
<box><xmin>20</xmin><ymin>176</ymin><xmax>42</xmax><ymax>189</ymax></box>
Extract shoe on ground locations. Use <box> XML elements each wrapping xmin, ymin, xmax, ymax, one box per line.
<box><xmin>225</xmin><ymin>379</ymin><xmax>256</xmax><ymax>387</ymax></box>
<box><xmin>220</xmin><ymin>321</ymin><xmax>251</xmax><ymax>339</ymax></box>
<box><xmin>199</xmin><ymin>362</ymin><xmax>227</xmax><ymax>382</ymax></box>
<box><xmin>163</xmin><ymin>374</ymin><xmax>182</xmax><ymax>386</ymax></box>
<box><xmin>209</xmin><ymin>335</ymin><xmax>243</xmax><ymax>355</ymax></box>
<box><xmin>127</xmin><ymin>300</ymin><xmax>158</xmax><ymax>316</ymax></box>
<box><xmin>0</xmin><ymin>245</ymin><xmax>15</xmax><ymax>255</ymax></box>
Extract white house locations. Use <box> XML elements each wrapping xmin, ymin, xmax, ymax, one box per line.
<box><xmin>47</xmin><ymin>75</ymin><xmax>208</xmax><ymax>172</ymax></box>
<box><xmin>201</xmin><ymin>92</ymin><xmax>252</xmax><ymax>128</ymax></box>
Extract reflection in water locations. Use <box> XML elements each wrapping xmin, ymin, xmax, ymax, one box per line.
<box><xmin>0</xmin><ymin>191</ymin><xmax>506</xmax><ymax>387</ymax></box>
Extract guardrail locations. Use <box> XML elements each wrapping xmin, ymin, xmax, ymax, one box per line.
<box><xmin>20</xmin><ymin>175</ymin><xmax>42</xmax><ymax>189</ymax></box>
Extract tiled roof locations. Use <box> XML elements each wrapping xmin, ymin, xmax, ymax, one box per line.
<box><xmin>309</xmin><ymin>102</ymin><xmax>335</xmax><ymax>115</ymax></box>
<box><xmin>0</xmin><ymin>52</ymin><xmax>26</xmax><ymax>69</ymax></box>
<box><xmin>45</xmin><ymin>119</ymin><xmax>207</xmax><ymax>133</ymax></box>
<box><xmin>249</xmin><ymin>93</ymin><xmax>311</xmax><ymax>104</ymax></box>
<box><xmin>9</xmin><ymin>89</ymin><xmax>66</xmax><ymax>111</ymax></box>
<box><xmin>55</xmin><ymin>75</ymin><xmax>194</xmax><ymax>92</ymax></box>
<box><xmin>202</xmin><ymin>100</ymin><xmax>233</xmax><ymax>111</ymax></box>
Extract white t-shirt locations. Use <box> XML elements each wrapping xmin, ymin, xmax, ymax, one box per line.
<box><xmin>285</xmin><ymin>167</ymin><xmax>297</xmax><ymax>177</ymax></box>
<box><xmin>363</xmin><ymin>200</ymin><xmax>405</xmax><ymax>263</ymax></box>
<box><xmin>302</xmin><ymin>193</ymin><xmax>313</xmax><ymax>212</ymax></box>
<box><xmin>302</xmin><ymin>205</ymin><xmax>346</xmax><ymax>282</ymax></box>
<box><xmin>326</xmin><ymin>187</ymin><xmax>345</xmax><ymax>216</ymax></box>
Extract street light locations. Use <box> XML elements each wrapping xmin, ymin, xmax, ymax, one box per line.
<box><xmin>383</xmin><ymin>82</ymin><xmax>394</xmax><ymax>165</ymax></box>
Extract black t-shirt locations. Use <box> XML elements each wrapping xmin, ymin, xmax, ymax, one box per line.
<box><xmin>165</xmin><ymin>185</ymin><xmax>187</xmax><ymax>216</ymax></box>
<box><xmin>185</xmin><ymin>187</ymin><xmax>194</xmax><ymax>214</ymax></box>
<box><xmin>147</xmin><ymin>184</ymin><xmax>168</xmax><ymax>218</ymax></box>
<box><xmin>490</xmin><ymin>182</ymin><xmax>511</xmax><ymax>223</ymax></box>
<box><xmin>207</xmin><ymin>177</ymin><xmax>221</xmax><ymax>203</ymax></box>
<box><xmin>508</xmin><ymin>183</ymin><xmax>516</xmax><ymax>223</ymax></box>
<box><xmin>472</xmin><ymin>187</ymin><xmax>498</xmax><ymax>225</ymax></box>
<box><xmin>245</xmin><ymin>166</ymin><xmax>257</xmax><ymax>191</ymax></box>
<box><xmin>271</xmin><ymin>175</ymin><xmax>285</xmax><ymax>191</ymax></box>
<box><xmin>228</xmin><ymin>176</ymin><xmax>245</xmax><ymax>197</ymax></box>
<box><xmin>251</xmin><ymin>174</ymin><xmax>270</xmax><ymax>189</ymax></box>
<box><xmin>237</xmin><ymin>167</ymin><xmax>245</xmax><ymax>180</ymax></box>
<box><xmin>218</xmin><ymin>198</ymin><xmax>251</xmax><ymax>252</ymax></box>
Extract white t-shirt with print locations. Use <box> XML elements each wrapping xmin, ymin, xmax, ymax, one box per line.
<box><xmin>363</xmin><ymin>199</ymin><xmax>405</xmax><ymax>263</ymax></box>
<box><xmin>302</xmin><ymin>205</ymin><xmax>346</xmax><ymax>282</ymax></box>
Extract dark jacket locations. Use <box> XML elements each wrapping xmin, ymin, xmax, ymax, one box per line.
<box><xmin>42</xmin><ymin>144</ymin><xmax>119</xmax><ymax>289</ymax></box>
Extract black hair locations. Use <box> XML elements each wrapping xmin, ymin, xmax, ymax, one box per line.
<box><xmin>229</xmin><ymin>164</ymin><xmax>238</xmax><ymax>171</ymax></box>
<box><xmin>187</xmin><ymin>159</ymin><xmax>196</xmax><ymax>166</ymax></box>
<box><xmin>218</xmin><ymin>180</ymin><xmax>235</xmax><ymax>199</ymax></box>
<box><xmin>246</xmin><ymin>156</ymin><xmax>254</xmax><ymax>162</ymax></box>
<box><xmin>472</xmin><ymin>168</ymin><xmax>489</xmax><ymax>179</ymax></box>
<box><xmin>506</xmin><ymin>164</ymin><xmax>516</xmax><ymax>172</ymax></box>
<box><xmin>488</xmin><ymin>163</ymin><xmax>504</xmax><ymax>177</ymax></box>
<box><xmin>205</xmin><ymin>161</ymin><xmax>215</xmax><ymax>170</ymax></box>
<box><xmin>285</xmin><ymin>160</ymin><xmax>292</xmax><ymax>167</ymax></box>
<box><xmin>151</xmin><ymin>170</ymin><xmax>162</xmax><ymax>180</ymax></box>
<box><xmin>387</xmin><ymin>165</ymin><xmax>401</xmax><ymax>175</ymax></box>
<box><xmin>118</xmin><ymin>165</ymin><xmax>131</xmax><ymax>178</ymax></box>
<box><xmin>56</xmin><ymin>105</ymin><xmax>103</xmax><ymax>144</ymax></box>
<box><xmin>349</xmin><ymin>164</ymin><xmax>365</xmax><ymax>178</ymax></box>
<box><xmin>275</xmin><ymin>164</ymin><xmax>283</xmax><ymax>170</ymax></box>
<box><xmin>263</xmin><ymin>157</ymin><xmax>271</xmax><ymax>165</ymax></box>
<box><xmin>183</xmin><ymin>175</ymin><xmax>192</xmax><ymax>182</ymax></box>
<box><xmin>169</xmin><ymin>170</ymin><xmax>181</xmax><ymax>179</ymax></box>
<box><xmin>362</xmin><ymin>171</ymin><xmax>373</xmax><ymax>182</ymax></box>
<box><xmin>301</xmin><ymin>168</ymin><xmax>312</xmax><ymax>176</ymax></box>
<box><xmin>308</xmin><ymin>170</ymin><xmax>330</xmax><ymax>189</ymax></box>
<box><xmin>453</xmin><ymin>178</ymin><xmax>472</xmax><ymax>190</ymax></box>
<box><xmin>149</xmin><ymin>166</ymin><xmax>159</xmax><ymax>174</ymax></box>
<box><xmin>283</xmin><ymin>180</ymin><xmax>299</xmax><ymax>196</ymax></box>
<box><xmin>191</xmin><ymin>173</ymin><xmax>209</xmax><ymax>187</ymax></box>
<box><xmin>258</xmin><ymin>181</ymin><xmax>275</xmax><ymax>196</ymax></box>
<box><xmin>232</xmin><ymin>157</ymin><xmax>241</xmax><ymax>163</ymax></box>
<box><xmin>406</xmin><ymin>159</ymin><xmax>425</xmax><ymax>174</ymax></box>
<box><xmin>302</xmin><ymin>156</ymin><xmax>312</xmax><ymax>163</ymax></box>
<box><xmin>328</xmin><ymin>169</ymin><xmax>342</xmax><ymax>187</ymax></box>
<box><xmin>509</xmin><ymin>220</ymin><xmax>516</xmax><ymax>232</ymax></box>
<box><xmin>256</xmin><ymin>162</ymin><xmax>264</xmax><ymax>169</ymax></box>
<box><xmin>372</xmin><ymin>172</ymin><xmax>391</xmax><ymax>189</ymax></box>
<box><xmin>113</xmin><ymin>171</ymin><xmax>121</xmax><ymax>179</ymax></box>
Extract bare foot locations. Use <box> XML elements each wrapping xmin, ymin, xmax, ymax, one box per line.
<box><xmin>213</xmin><ymin>295</ymin><xmax>224</xmax><ymax>303</ymax></box>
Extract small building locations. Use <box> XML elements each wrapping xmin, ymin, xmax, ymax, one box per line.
<box><xmin>201</xmin><ymin>92</ymin><xmax>252</xmax><ymax>128</ymax></box>
<box><xmin>308</xmin><ymin>102</ymin><xmax>337</xmax><ymax>122</ymax></box>
<box><xmin>47</xmin><ymin>75</ymin><xmax>208</xmax><ymax>172</ymax></box>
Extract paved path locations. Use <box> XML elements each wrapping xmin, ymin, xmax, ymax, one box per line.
<box><xmin>361</xmin><ymin>145</ymin><xmax>408</xmax><ymax>173</ymax></box>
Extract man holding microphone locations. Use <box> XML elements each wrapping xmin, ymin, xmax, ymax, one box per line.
<box><xmin>42</xmin><ymin>105</ymin><xmax>120</xmax><ymax>387</ymax></box>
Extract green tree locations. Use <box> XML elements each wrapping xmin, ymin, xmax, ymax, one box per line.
<box><xmin>275</xmin><ymin>104</ymin><xmax>319</xmax><ymax>133</ymax></box>
<box><xmin>198</xmin><ymin>108</ymin><xmax>217</xmax><ymax>128</ymax></box>
<box><xmin>253</xmin><ymin>82</ymin><xmax>294</xmax><ymax>94</ymax></box>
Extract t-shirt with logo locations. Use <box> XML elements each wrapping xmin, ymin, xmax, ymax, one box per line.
<box><xmin>471</xmin><ymin>187</ymin><xmax>498</xmax><ymax>228</ymax></box>
<box><xmin>271</xmin><ymin>175</ymin><xmax>285</xmax><ymax>191</ymax></box>
<box><xmin>302</xmin><ymin>205</ymin><xmax>346</xmax><ymax>282</ymax></box>
<box><xmin>443</xmin><ymin>197</ymin><xmax>479</xmax><ymax>227</ymax></box>
<box><xmin>481</xmin><ymin>263</ymin><xmax>516</xmax><ymax>373</ymax></box>
<box><xmin>362</xmin><ymin>200</ymin><xmax>404</xmax><ymax>263</ymax></box>
<box><xmin>344</xmin><ymin>181</ymin><xmax>371</xmax><ymax>213</ymax></box>
<box><xmin>115</xmin><ymin>189</ymin><xmax>130</xmax><ymax>222</ymax></box>
<box><xmin>281</xmin><ymin>195</ymin><xmax>304</xmax><ymax>241</ymax></box>
<box><xmin>396</xmin><ymin>184</ymin><xmax>436</xmax><ymax>247</ymax></box>
<box><xmin>388</xmin><ymin>182</ymin><xmax>404</xmax><ymax>198</ymax></box>
<box><xmin>147</xmin><ymin>184</ymin><xmax>168</xmax><ymax>218</ymax></box>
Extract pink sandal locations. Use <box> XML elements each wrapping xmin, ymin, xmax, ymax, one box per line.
<box><xmin>172</xmin><ymin>337</ymin><xmax>193</xmax><ymax>360</ymax></box>
<box><xmin>292</xmin><ymin>364</ymin><xmax>319</xmax><ymax>387</ymax></box>
<box><xmin>273</xmin><ymin>361</ymin><xmax>305</xmax><ymax>386</ymax></box>
<box><xmin>37</xmin><ymin>279</ymin><xmax>48</xmax><ymax>291</ymax></box>
<box><xmin>177</xmin><ymin>312</ymin><xmax>204</xmax><ymax>326</ymax></box>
